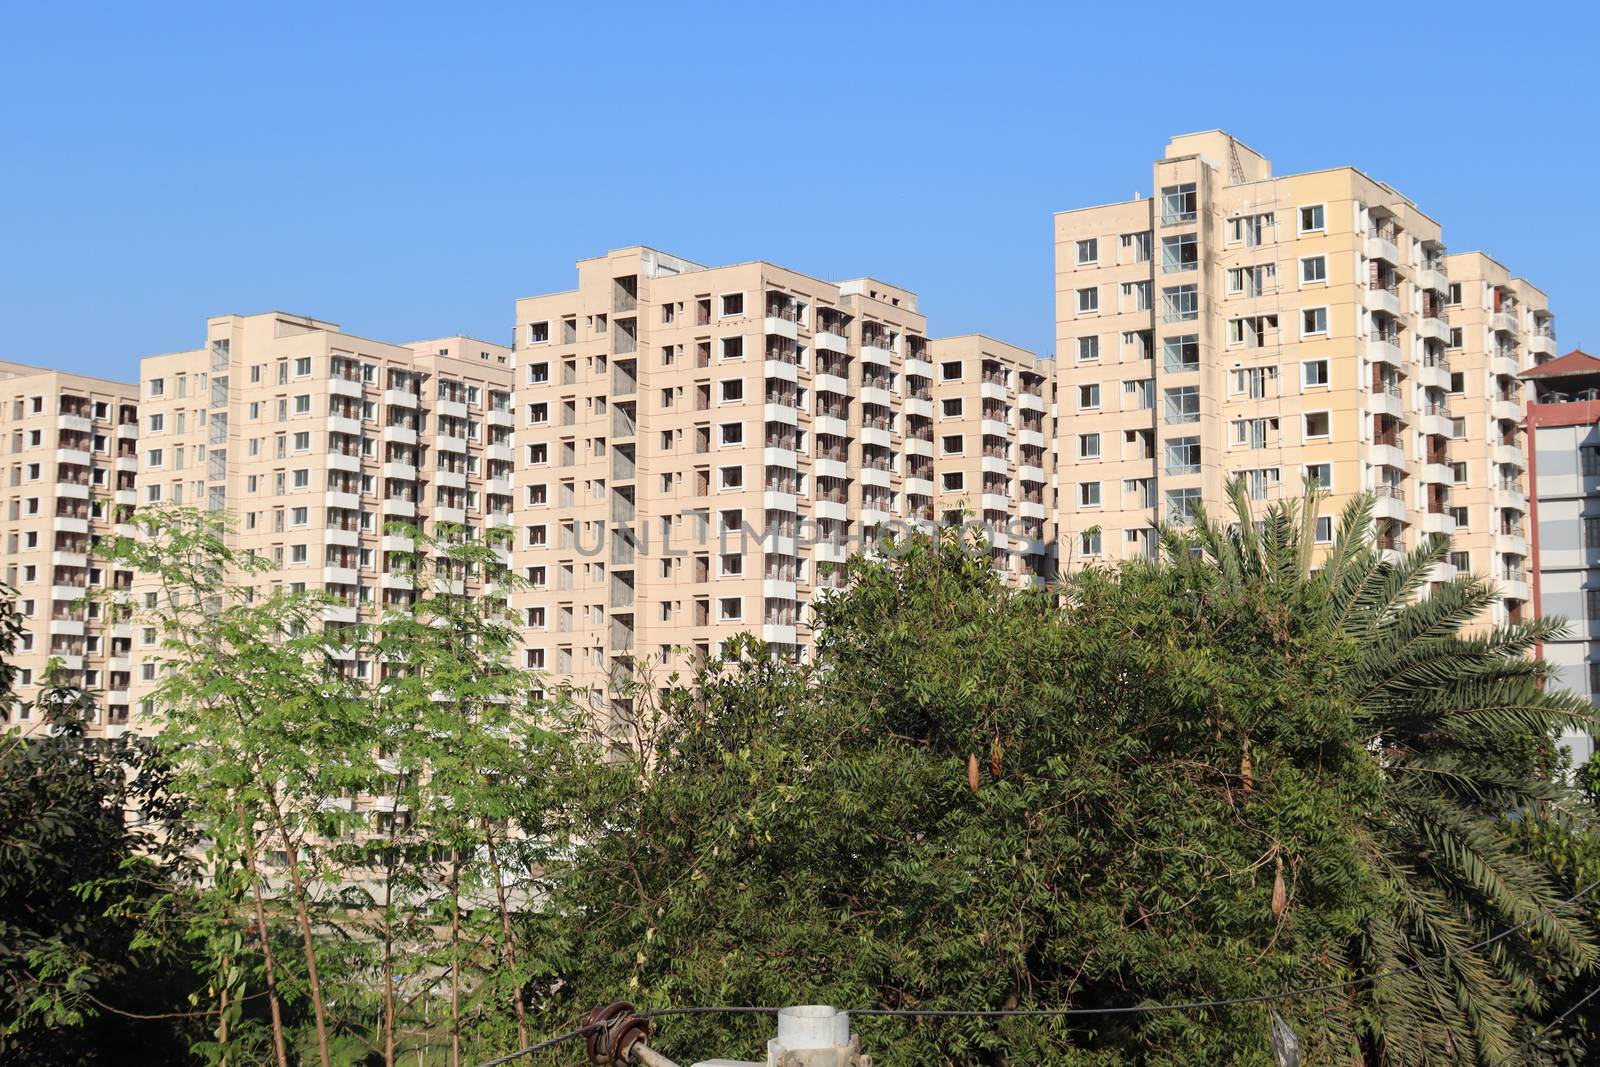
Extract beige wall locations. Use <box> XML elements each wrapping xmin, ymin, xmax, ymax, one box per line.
<box><xmin>1053</xmin><ymin>131</ymin><xmax>1543</xmax><ymax>621</ymax></box>
<box><xmin>510</xmin><ymin>247</ymin><xmax>1046</xmax><ymax>720</ymax></box>
<box><xmin>127</xmin><ymin>313</ymin><xmax>512</xmax><ymax>733</ymax></box>
<box><xmin>0</xmin><ymin>363</ymin><xmax>139</xmax><ymax>735</ymax></box>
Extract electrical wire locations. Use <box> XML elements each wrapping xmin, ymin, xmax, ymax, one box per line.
<box><xmin>474</xmin><ymin>1022</ymin><xmax>601</xmax><ymax>1067</ymax></box>
<box><xmin>1494</xmin><ymin>983</ymin><xmax>1600</xmax><ymax>1066</ymax></box>
<box><xmin>476</xmin><ymin>877</ymin><xmax>1600</xmax><ymax>1063</ymax></box>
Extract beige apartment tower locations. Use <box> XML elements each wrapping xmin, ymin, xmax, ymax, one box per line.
<box><xmin>0</xmin><ymin>361</ymin><xmax>140</xmax><ymax>735</ymax></box>
<box><xmin>510</xmin><ymin>247</ymin><xmax>1051</xmax><ymax>714</ymax></box>
<box><xmin>129</xmin><ymin>313</ymin><xmax>512</xmax><ymax>729</ymax></box>
<box><xmin>1054</xmin><ymin>131</ymin><xmax>1551</xmax><ymax>621</ymax></box>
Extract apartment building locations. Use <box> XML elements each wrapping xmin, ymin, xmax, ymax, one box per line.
<box><xmin>129</xmin><ymin>312</ymin><xmax>512</xmax><ymax>730</ymax></box>
<box><xmin>510</xmin><ymin>246</ymin><xmax>1046</xmax><ymax>715</ymax></box>
<box><xmin>1442</xmin><ymin>253</ymin><xmax>1555</xmax><ymax>623</ymax></box>
<box><xmin>0</xmin><ymin>361</ymin><xmax>140</xmax><ymax>735</ymax></box>
<box><xmin>1521</xmin><ymin>350</ymin><xmax>1600</xmax><ymax>765</ymax></box>
<box><xmin>927</xmin><ymin>335</ymin><xmax>1054</xmax><ymax>577</ymax></box>
<box><xmin>1054</xmin><ymin>132</ymin><xmax>1533</xmax><ymax>606</ymax></box>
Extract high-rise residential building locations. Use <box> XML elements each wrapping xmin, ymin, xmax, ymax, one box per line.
<box><xmin>510</xmin><ymin>246</ymin><xmax>1048</xmax><ymax>716</ymax></box>
<box><xmin>0</xmin><ymin>361</ymin><xmax>140</xmax><ymax>735</ymax></box>
<box><xmin>1522</xmin><ymin>350</ymin><xmax>1600</xmax><ymax>765</ymax></box>
<box><xmin>927</xmin><ymin>335</ymin><xmax>1055</xmax><ymax>576</ymax></box>
<box><xmin>1442</xmin><ymin>253</ymin><xmax>1555</xmax><ymax>624</ymax></box>
<box><xmin>129</xmin><ymin>312</ymin><xmax>512</xmax><ymax>730</ymax></box>
<box><xmin>1052</xmin><ymin>132</ymin><xmax>1548</xmax><ymax>620</ymax></box>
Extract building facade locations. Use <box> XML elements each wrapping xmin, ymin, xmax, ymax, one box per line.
<box><xmin>510</xmin><ymin>247</ymin><xmax>1049</xmax><ymax>718</ymax></box>
<box><xmin>1443</xmin><ymin>253</ymin><xmax>1556</xmax><ymax>623</ymax></box>
<box><xmin>1053</xmin><ymin>132</ymin><xmax>1550</xmax><ymax>624</ymax></box>
<box><xmin>128</xmin><ymin>312</ymin><xmax>512</xmax><ymax>731</ymax></box>
<box><xmin>1523</xmin><ymin>351</ymin><xmax>1600</xmax><ymax>765</ymax></box>
<box><xmin>0</xmin><ymin>361</ymin><xmax>140</xmax><ymax>735</ymax></box>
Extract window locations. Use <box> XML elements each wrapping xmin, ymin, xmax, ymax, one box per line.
<box><xmin>1450</xmin><ymin>417</ymin><xmax>1466</xmax><ymax>439</ymax></box>
<box><xmin>721</xmin><ymin>336</ymin><xmax>744</xmax><ymax>360</ymax></box>
<box><xmin>1447</xmin><ymin>283</ymin><xmax>1462</xmax><ymax>306</ymax></box>
<box><xmin>1164</xmin><ymin>436</ymin><xmax>1200</xmax><ymax>474</ymax></box>
<box><xmin>1078</xmin><ymin>384</ymin><xmax>1100</xmax><ymax>410</ymax></box>
<box><xmin>1079</xmin><ymin>529</ymin><xmax>1102</xmax><ymax>556</ymax></box>
<box><xmin>1121</xmin><ymin>231</ymin><xmax>1152</xmax><ymax>262</ymax></box>
<box><xmin>1167</xmin><ymin>488</ymin><xmax>1202</xmax><ymax>524</ymax></box>
<box><xmin>720</xmin><ymin>379</ymin><xmax>744</xmax><ymax>403</ymax></box>
<box><xmin>1304</xmin><ymin>463</ymin><xmax>1331</xmax><ymax>490</ymax></box>
<box><xmin>718</xmin><ymin>596</ymin><xmax>742</xmax><ymax>621</ymax></box>
<box><xmin>941</xmin><ymin>398</ymin><xmax>963</xmax><ymax>417</ymax></box>
<box><xmin>1229</xmin><ymin>213</ymin><xmax>1274</xmax><ymax>246</ymax></box>
<box><xmin>1582</xmin><ymin>448</ymin><xmax>1600</xmax><ymax>477</ymax></box>
<box><xmin>1121</xmin><ymin>280</ymin><xmax>1152</xmax><ymax>311</ymax></box>
<box><xmin>1301</xmin><ymin>307</ymin><xmax>1329</xmax><ymax>336</ymax></box>
<box><xmin>1076</xmin><ymin>238</ymin><xmax>1098</xmax><ymax>265</ymax></box>
<box><xmin>719</xmin><ymin>465</ymin><xmax>743</xmax><ymax>490</ymax></box>
<box><xmin>1300</xmin><ymin>255</ymin><xmax>1327</xmax><ymax>284</ymax></box>
<box><xmin>1077</xmin><ymin>335</ymin><xmax>1100</xmax><ymax>362</ymax></box>
<box><xmin>1162</xmin><ymin>335</ymin><xmax>1199</xmax><ymax>373</ymax></box>
<box><xmin>942</xmin><ymin>471</ymin><xmax>964</xmax><ymax>492</ymax></box>
<box><xmin>290</xmin><ymin>544</ymin><xmax>308</xmax><ymax>564</ymax></box>
<box><xmin>1078</xmin><ymin>433</ymin><xmax>1101</xmax><ymax>460</ymax></box>
<box><xmin>528</xmin><ymin>321</ymin><xmax>550</xmax><ymax>344</ymax></box>
<box><xmin>1448</xmin><ymin>327</ymin><xmax>1463</xmax><ymax>349</ymax></box>
<box><xmin>293</xmin><ymin>356</ymin><xmax>312</xmax><ymax>377</ymax></box>
<box><xmin>292</xmin><ymin>469</ymin><xmax>310</xmax><ymax>488</ymax></box>
<box><xmin>1303</xmin><ymin>359</ymin><xmax>1330</xmax><ymax>387</ymax></box>
<box><xmin>1160</xmin><ymin>183</ymin><xmax>1196</xmax><ymax>223</ymax></box>
<box><xmin>1164</xmin><ymin>386</ymin><xmax>1199</xmax><ymax>424</ymax></box>
<box><xmin>148</xmin><ymin>378</ymin><xmax>165</xmax><ymax>398</ymax></box>
<box><xmin>1076</xmin><ymin>287</ymin><xmax>1099</xmax><ymax>314</ymax></box>
<box><xmin>720</xmin><ymin>293</ymin><xmax>744</xmax><ymax>317</ymax></box>
<box><xmin>1163</xmin><ymin>285</ymin><xmax>1198</xmax><ymax>322</ymax></box>
<box><xmin>941</xmin><ymin>361</ymin><xmax>962</xmax><ymax>381</ymax></box>
<box><xmin>719</xmin><ymin>422</ymin><xmax>743</xmax><ymax>446</ymax></box>
<box><xmin>1124</xmin><ymin>378</ymin><xmax>1154</xmax><ymax>410</ymax></box>
<box><xmin>1585</xmin><ymin>517</ymin><xmax>1600</xmax><ymax>550</ymax></box>
<box><xmin>1298</xmin><ymin>204</ymin><xmax>1325</xmax><ymax>232</ymax></box>
<box><xmin>1303</xmin><ymin>412</ymin><xmax>1331</xmax><ymax>439</ymax></box>
<box><xmin>1079</xmin><ymin>481</ymin><xmax>1101</xmax><ymax>508</ymax></box>
<box><xmin>1160</xmin><ymin>233</ymin><xmax>1198</xmax><ymax>273</ymax></box>
<box><xmin>1449</xmin><ymin>551</ymin><xmax>1470</xmax><ymax>572</ymax></box>
<box><xmin>292</xmin><ymin>430</ymin><xmax>310</xmax><ymax>451</ymax></box>
<box><xmin>1315</xmin><ymin>516</ymin><xmax>1333</xmax><ymax>543</ymax></box>
<box><xmin>1449</xmin><ymin>506</ymin><xmax>1469</xmax><ymax>529</ymax></box>
<box><xmin>294</xmin><ymin>394</ymin><xmax>312</xmax><ymax>414</ymax></box>
<box><xmin>1449</xmin><ymin>372</ymin><xmax>1465</xmax><ymax>394</ymax></box>
<box><xmin>942</xmin><ymin>434</ymin><xmax>964</xmax><ymax>455</ymax></box>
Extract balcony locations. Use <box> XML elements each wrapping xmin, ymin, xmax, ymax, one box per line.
<box><xmin>1417</xmin><ymin>317</ymin><xmax>1449</xmax><ymax>344</ymax></box>
<box><xmin>1530</xmin><ymin>332</ymin><xmax>1557</xmax><ymax>357</ymax></box>
<box><xmin>1365</xmin><ymin>233</ymin><xmax>1400</xmax><ymax>264</ymax></box>
<box><xmin>383</xmin><ymin>497</ymin><xmax>417</xmax><ymax>518</ymax></box>
<box><xmin>979</xmin><ymin>380</ymin><xmax>1009</xmax><ymax>401</ymax></box>
<box><xmin>327</xmin><ymin>414</ymin><xmax>362</xmax><ymax>437</ymax></box>
<box><xmin>57</xmin><ymin>413</ymin><xmax>92</xmax><ymax>434</ymax></box>
<box><xmin>383</xmin><ymin>424</ymin><xmax>419</xmax><ymax>446</ymax></box>
<box><xmin>435</xmin><ymin>469</ymin><xmax>467</xmax><ymax>490</ymax></box>
<box><xmin>1416</xmin><ymin>266</ymin><xmax>1450</xmax><ymax>294</ymax></box>
<box><xmin>1363</xmin><ymin>286</ymin><xmax>1401</xmax><ymax>317</ymax></box>
<box><xmin>323</xmin><ymin>565</ymin><xmax>360</xmax><ymax>586</ymax></box>
<box><xmin>434</xmin><ymin>505</ymin><xmax>466</xmax><ymax>525</ymax></box>
<box><xmin>1366</xmin><ymin>337</ymin><xmax>1402</xmax><ymax>367</ymax></box>
<box><xmin>52</xmin><ymin>515</ymin><xmax>89</xmax><ymax>534</ymax></box>
<box><xmin>329</xmin><ymin>377</ymin><xmax>363</xmax><ymax>400</ymax></box>
<box><xmin>1491</xmin><ymin>398</ymin><xmax>1523</xmax><ymax>423</ymax></box>
<box><xmin>1367</xmin><ymin>391</ymin><xmax>1405</xmax><ymax>419</ymax></box>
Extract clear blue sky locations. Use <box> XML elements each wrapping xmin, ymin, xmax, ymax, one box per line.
<box><xmin>3</xmin><ymin>2</ymin><xmax>1595</xmax><ymax>381</ymax></box>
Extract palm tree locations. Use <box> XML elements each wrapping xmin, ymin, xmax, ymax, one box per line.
<box><xmin>1163</xmin><ymin>479</ymin><xmax>1599</xmax><ymax>1065</ymax></box>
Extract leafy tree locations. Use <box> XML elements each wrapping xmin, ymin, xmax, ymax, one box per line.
<box><xmin>1168</xmin><ymin>484</ymin><xmax>1600</xmax><ymax>1064</ymax></box>
<box><xmin>522</xmin><ymin>492</ymin><xmax>1599</xmax><ymax>1066</ymax></box>
<box><xmin>344</xmin><ymin>520</ymin><xmax>561</xmax><ymax>1066</ymax></box>
<box><xmin>0</xmin><ymin>588</ymin><xmax>200</xmax><ymax>1063</ymax></box>
<box><xmin>107</xmin><ymin>508</ymin><xmax>374</xmax><ymax>1067</ymax></box>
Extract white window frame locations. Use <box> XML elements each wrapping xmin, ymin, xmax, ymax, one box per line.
<box><xmin>718</xmin><ymin>292</ymin><xmax>746</xmax><ymax>319</ymax></box>
<box><xmin>1300</xmin><ymin>306</ymin><xmax>1330</xmax><ymax>337</ymax></box>
<box><xmin>1297</xmin><ymin>203</ymin><xmax>1327</xmax><ymax>234</ymax></box>
<box><xmin>1076</xmin><ymin>287</ymin><xmax>1098</xmax><ymax>315</ymax></box>
<box><xmin>1301</xmin><ymin>359</ymin><xmax>1331</xmax><ymax>389</ymax></box>
<box><xmin>1076</xmin><ymin>238</ymin><xmax>1098</xmax><ymax>266</ymax></box>
<box><xmin>1298</xmin><ymin>254</ymin><xmax>1327</xmax><ymax>286</ymax></box>
<box><xmin>1303</xmin><ymin>410</ymin><xmax>1332</xmax><ymax>441</ymax></box>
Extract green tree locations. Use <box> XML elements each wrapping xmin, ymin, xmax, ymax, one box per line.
<box><xmin>107</xmin><ymin>508</ymin><xmax>374</xmax><ymax>1067</ymax></box>
<box><xmin>0</xmin><ymin>587</ymin><xmax>201</xmax><ymax>1063</ymax></box>
<box><xmin>522</xmin><ymin>495</ymin><xmax>1598</xmax><ymax>1066</ymax></box>
<box><xmin>1168</xmin><ymin>484</ymin><xmax>1600</xmax><ymax>1064</ymax></box>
